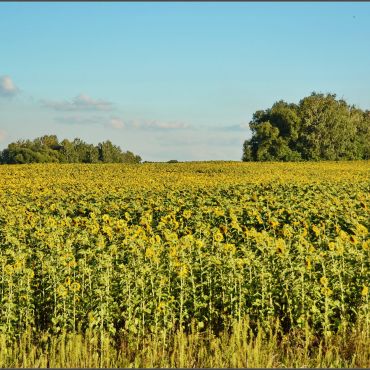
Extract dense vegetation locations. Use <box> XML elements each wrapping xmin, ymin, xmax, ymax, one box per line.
<box><xmin>0</xmin><ymin>161</ymin><xmax>369</xmax><ymax>367</ymax></box>
<box><xmin>0</xmin><ymin>135</ymin><xmax>141</xmax><ymax>164</ymax></box>
<box><xmin>242</xmin><ymin>92</ymin><xmax>370</xmax><ymax>162</ymax></box>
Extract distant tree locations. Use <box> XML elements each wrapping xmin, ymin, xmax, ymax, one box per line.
<box><xmin>357</xmin><ymin>110</ymin><xmax>370</xmax><ymax>159</ymax></box>
<box><xmin>60</xmin><ymin>139</ymin><xmax>79</xmax><ymax>163</ymax></box>
<box><xmin>98</xmin><ymin>140</ymin><xmax>125</xmax><ymax>163</ymax></box>
<box><xmin>0</xmin><ymin>135</ymin><xmax>141</xmax><ymax>164</ymax></box>
<box><xmin>33</xmin><ymin>135</ymin><xmax>60</xmax><ymax>149</ymax></box>
<box><xmin>122</xmin><ymin>150</ymin><xmax>142</xmax><ymax>164</ymax></box>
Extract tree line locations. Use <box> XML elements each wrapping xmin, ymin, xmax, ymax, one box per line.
<box><xmin>242</xmin><ymin>92</ymin><xmax>370</xmax><ymax>161</ymax></box>
<box><xmin>0</xmin><ymin>135</ymin><xmax>142</xmax><ymax>164</ymax></box>
<box><xmin>1</xmin><ymin>92</ymin><xmax>369</xmax><ymax>164</ymax></box>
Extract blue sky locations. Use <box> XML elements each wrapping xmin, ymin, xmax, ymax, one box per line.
<box><xmin>1</xmin><ymin>2</ymin><xmax>369</xmax><ymax>161</ymax></box>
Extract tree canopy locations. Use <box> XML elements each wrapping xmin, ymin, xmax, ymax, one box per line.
<box><xmin>0</xmin><ymin>135</ymin><xmax>142</xmax><ymax>164</ymax></box>
<box><xmin>242</xmin><ymin>92</ymin><xmax>370</xmax><ymax>161</ymax></box>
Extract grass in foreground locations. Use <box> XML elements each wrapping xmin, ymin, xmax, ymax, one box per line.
<box><xmin>1</xmin><ymin>318</ymin><xmax>369</xmax><ymax>368</ymax></box>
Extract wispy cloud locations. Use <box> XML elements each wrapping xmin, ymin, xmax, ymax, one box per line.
<box><xmin>55</xmin><ymin>114</ymin><xmax>191</xmax><ymax>131</ymax></box>
<box><xmin>55</xmin><ymin>115</ymin><xmax>106</xmax><ymax>125</ymax></box>
<box><xmin>156</xmin><ymin>129</ymin><xmax>245</xmax><ymax>148</ymax></box>
<box><xmin>0</xmin><ymin>76</ymin><xmax>19</xmax><ymax>97</ymax></box>
<box><xmin>213</xmin><ymin>122</ymin><xmax>250</xmax><ymax>132</ymax></box>
<box><xmin>43</xmin><ymin>94</ymin><xmax>113</xmax><ymax>111</ymax></box>
<box><xmin>133</xmin><ymin>119</ymin><xmax>190</xmax><ymax>130</ymax></box>
<box><xmin>150</xmin><ymin>129</ymin><xmax>246</xmax><ymax>161</ymax></box>
<box><xmin>106</xmin><ymin>117</ymin><xmax>191</xmax><ymax>130</ymax></box>
<box><xmin>107</xmin><ymin>117</ymin><xmax>125</xmax><ymax>129</ymax></box>
<box><xmin>0</xmin><ymin>129</ymin><xmax>7</xmax><ymax>142</ymax></box>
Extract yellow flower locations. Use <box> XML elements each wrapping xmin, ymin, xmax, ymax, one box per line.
<box><xmin>67</xmin><ymin>260</ymin><xmax>77</xmax><ymax>268</ymax></box>
<box><xmin>145</xmin><ymin>247</ymin><xmax>156</xmax><ymax>259</ymax></box>
<box><xmin>312</xmin><ymin>224</ymin><xmax>320</xmax><ymax>237</ymax></box>
<box><xmin>213</xmin><ymin>208</ymin><xmax>225</xmax><ymax>217</ymax></box>
<box><xmin>195</xmin><ymin>240</ymin><xmax>205</xmax><ymax>249</ymax></box>
<box><xmin>26</xmin><ymin>269</ymin><xmax>34</xmax><ymax>279</ymax></box>
<box><xmin>4</xmin><ymin>264</ymin><xmax>14</xmax><ymax>275</ymax></box>
<box><xmin>213</xmin><ymin>230</ymin><xmax>224</xmax><ymax>242</ymax></box>
<box><xmin>275</xmin><ymin>238</ymin><xmax>286</xmax><ymax>254</ymax></box>
<box><xmin>305</xmin><ymin>258</ymin><xmax>312</xmax><ymax>270</ymax></box>
<box><xmin>88</xmin><ymin>311</ymin><xmax>96</xmax><ymax>324</ymax></box>
<box><xmin>321</xmin><ymin>287</ymin><xmax>333</xmax><ymax>296</ymax></box>
<box><xmin>320</xmin><ymin>276</ymin><xmax>328</xmax><ymax>286</ymax></box>
<box><xmin>339</xmin><ymin>230</ymin><xmax>348</xmax><ymax>241</ymax></box>
<box><xmin>355</xmin><ymin>223</ymin><xmax>368</xmax><ymax>236</ymax></box>
<box><xmin>231</xmin><ymin>220</ymin><xmax>242</xmax><ymax>231</ymax></box>
<box><xmin>157</xmin><ymin>301</ymin><xmax>166</xmax><ymax>312</ymax></box>
<box><xmin>70</xmin><ymin>282</ymin><xmax>81</xmax><ymax>292</ymax></box>
<box><xmin>57</xmin><ymin>284</ymin><xmax>68</xmax><ymax>298</ymax></box>
<box><xmin>178</xmin><ymin>265</ymin><xmax>189</xmax><ymax>278</ymax></box>
<box><xmin>155</xmin><ymin>234</ymin><xmax>161</xmax><ymax>243</ymax></box>
<box><xmin>362</xmin><ymin>285</ymin><xmax>368</xmax><ymax>297</ymax></box>
<box><xmin>164</xmin><ymin>231</ymin><xmax>178</xmax><ymax>242</ymax></box>
<box><xmin>169</xmin><ymin>247</ymin><xmax>177</xmax><ymax>258</ymax></box>
<box><xmin>115</xmin><ymin>219</ymin><xmax>126</xmax><ymax>230</ymax></box>
<box><xmin>13</xmin><ymin>260</ymin><xmax>23</xmax><ymax>273</ymax></box>
<box><xmin>269</xmin><ymin>219</ymin><xmax>279</xmax><ymax>229</ymax></box>
<box><xmin>223</xmin><ymin>243</ymin><xmax>236</xmax><ymax>254</ymax></box>
<box><xmin>283</xmin><ymin>225</ymin><xmax>293</xmax><ymax>238</ymax></box>
<box><xmin>256</xmin><ymin>214</ymin><xmax>264</xmax><ymax>225</ymax></box>
<box><xmin>91</xmin><ymin>224</ymin><xmax>100</xmax><ymax>235</ymax></box>
<box><xmin>183</xmin><ymin>209</ymin><xmax>192</xmax><ymax>219</ymax></box>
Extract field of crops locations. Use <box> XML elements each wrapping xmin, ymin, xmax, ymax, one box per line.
<box><xmin>0</xmin><ymin>161</ymin><xmax>369</xmax><ymax>367</ymax></box>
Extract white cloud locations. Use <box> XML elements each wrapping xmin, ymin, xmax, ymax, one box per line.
<box><xmin>0</xmin><ymin>76</ymin><xmax>19</xmax><ymax>97</ymax></box>
<box><xmin>43</xmin><ymin>94</ymin><xmax>113</xmax><ymax>111</ymax></box>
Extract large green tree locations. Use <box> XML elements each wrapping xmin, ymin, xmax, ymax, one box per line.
<box><xmin>242</xmin><ymin>92</ymin><xmax>370</xmax><ymax>161</ymax></box>
<box><xmin>242</xmin><ymin>100</ymin><xmax>301</xmax><ymax>161</ymax></box>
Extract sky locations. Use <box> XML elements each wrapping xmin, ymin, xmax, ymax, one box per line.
<box><xmin>1</xmin><ymin>2</ymin><xmax>370</xmax><ymax>162</ymax></box>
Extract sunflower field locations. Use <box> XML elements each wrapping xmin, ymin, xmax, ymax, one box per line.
<box><xmin>0</xmin><ymin>161</ymin><xmax>369</xmax><ymax>367</ymax></box>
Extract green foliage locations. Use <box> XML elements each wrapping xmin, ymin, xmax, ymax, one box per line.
<box><xmin>0</xmin><ymin>135</ymin><xmax>141</xmax><ymax>164</ymax></box>
<box><xmin>122</xmin><ymin>150</ymin><xmax>142</xmax><ymax>164</ymax></box>
<box><xmin>242</xmin><ymin>93</ymin><xmax>370</xmax><ymax>161</ymax></box>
